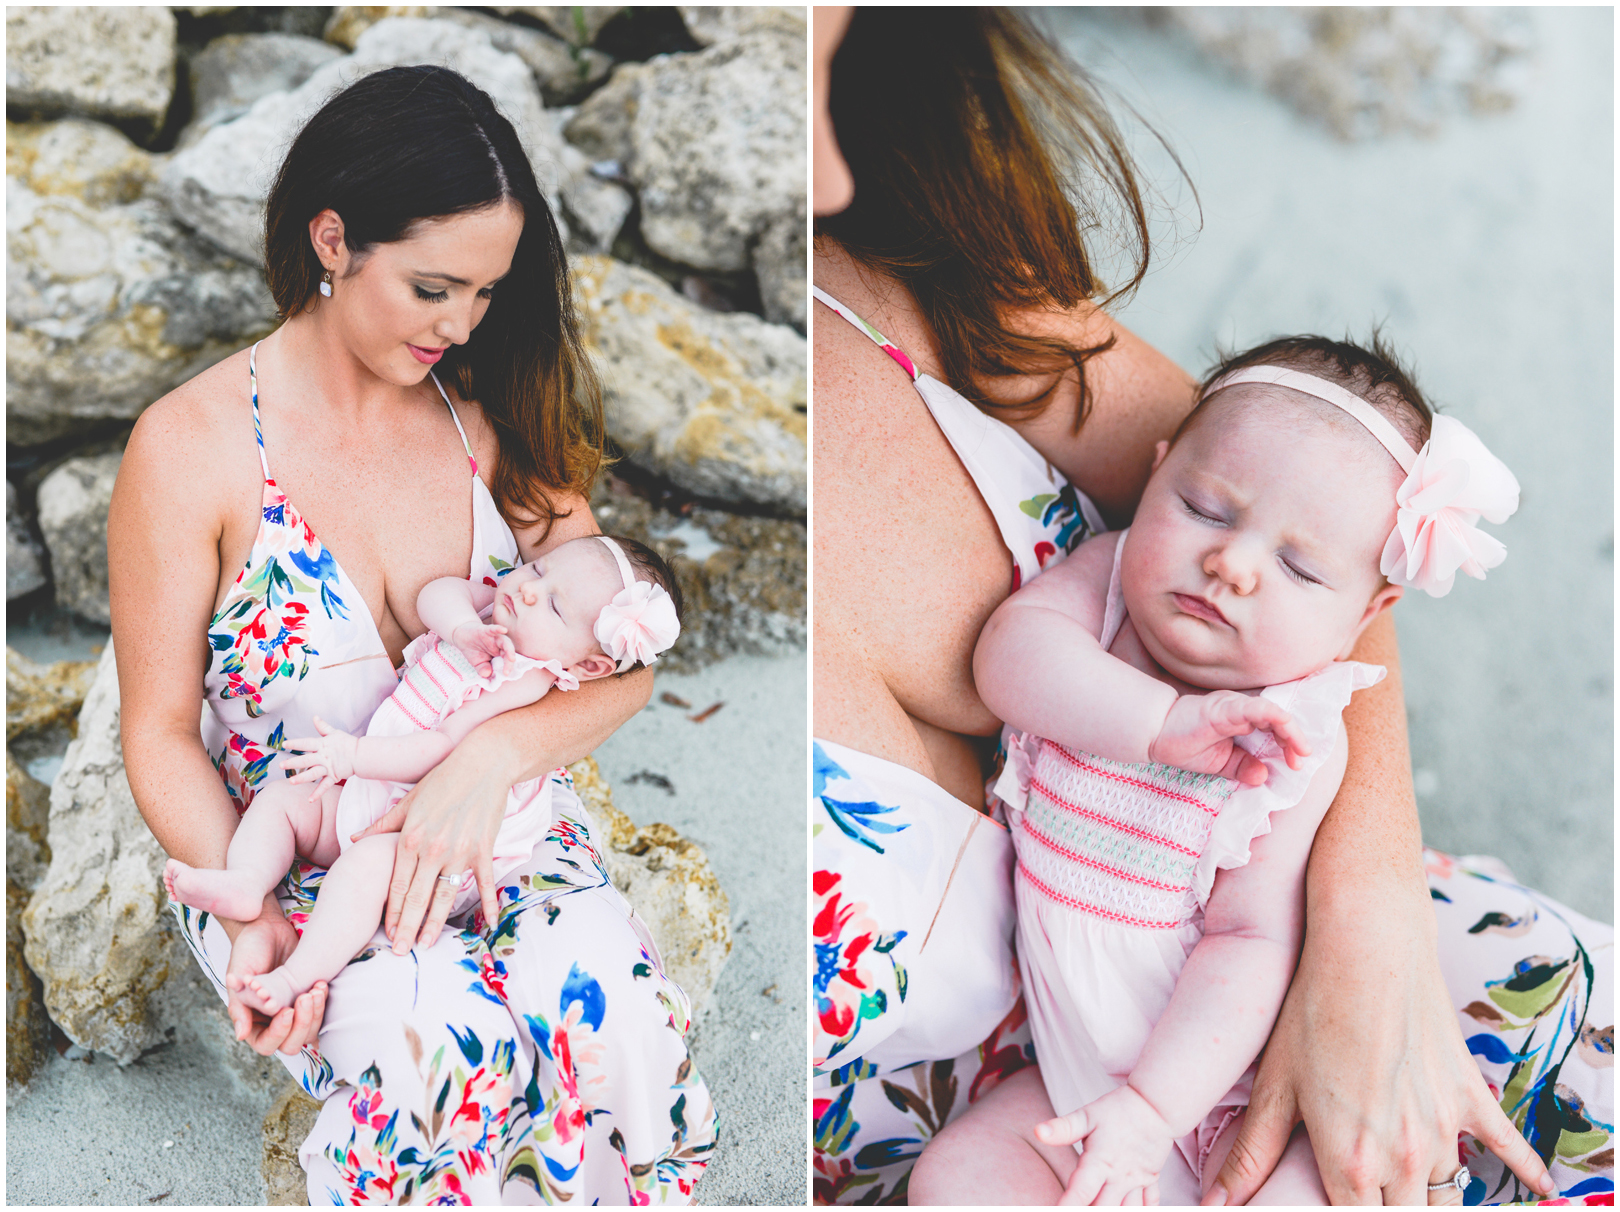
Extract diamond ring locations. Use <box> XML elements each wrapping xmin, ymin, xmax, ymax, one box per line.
<box><xmin>1427</xmin><ymin>1165</ymin><xmax>1470</xmax><ymax>1193</ymax></box>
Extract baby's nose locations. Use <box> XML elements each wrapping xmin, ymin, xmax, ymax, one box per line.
<box><xmin>520</xmin><ymin>580</ymin><xmax>541</xmax><ymax>604</ymax></box>
<box><xmin>1205</xmin><ymin>545</ymin><xmax>1258</xmax><ymax>594</ymax></box>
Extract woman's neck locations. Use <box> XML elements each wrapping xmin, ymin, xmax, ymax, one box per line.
<box><xmin>261</xmin><ymin>310</ymin><xmax>435</xmax><ymax>423</ymax></box>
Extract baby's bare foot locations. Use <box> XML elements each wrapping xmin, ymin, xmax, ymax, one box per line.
<box><xmin>163</xmin><ymin>858</ymin><xmax>263</xmax><ymax>921</ymax></box>
<box><xmin>233</xmin><ymin>968</ymin><xmax>306</xmax><ymax>1017</ymax></box>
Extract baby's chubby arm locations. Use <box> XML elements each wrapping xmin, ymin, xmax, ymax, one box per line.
<box><xmin>974</xmin><ymin>532</ymin><xmax>1307</xmax><ymax>785</ymax></box>
<box><xmin>1039</xmin><ymin>729</ymin><xmax>1348</xmax><ymax>1204</ymax></box>
<box><xmin>280</xmin><ymin>671</ymin><xmax>554</xmax><ymax>802</ymax></box>
<box><xmin>417</xmin><ymin>573</ymin><xmax>512</xmax><ymax>677</ymax></box>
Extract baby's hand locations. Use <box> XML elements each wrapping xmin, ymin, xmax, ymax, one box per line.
<box><xmin>1148</xmin><ymin>690</ymin><xmax>1311</xmax><ymax>787</ymax></box>
<box><xmin>279</xmin><ymin>716</ymin><xmax>359</xmax><ymax>801</ymax></box>
<box><xmin>1036</xmin><ymin>1084</ymin><xmax>1176</xmax><ymax>1206</ymax></box>
<box><xmin>451</xmin><ymin>619</ymin><xmax>515</xmax><ymax>678</ymax></box>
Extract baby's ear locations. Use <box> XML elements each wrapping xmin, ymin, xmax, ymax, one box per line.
<box><xmin>1338</xmin><ymin>583</ymin><xmax>1403</xmax><ymax>660</ymax></box>
<box><xmin>571</xmin><ymin>652</ymin><xmax>619</xmax><ymax>682</ymax></box>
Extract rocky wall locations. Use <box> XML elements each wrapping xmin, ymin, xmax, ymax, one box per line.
<box><xmin>8</xmin><ymin>4</ymin><xmax>807</xmax><ymax>639</ymax></box>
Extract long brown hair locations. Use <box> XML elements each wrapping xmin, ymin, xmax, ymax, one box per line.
<box><xmin>819</xmin><ymin>8</ymin><xmax>1169</xmax><ymax>429</ymax></box>
<box><xmin>263</xmin><ymin>65</ymin><xmax>605</xmax><ymax>539</ymax></box>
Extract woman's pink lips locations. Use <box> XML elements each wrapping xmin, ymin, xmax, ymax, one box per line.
<box><xmin>408</xmin><ymin>343</ymin><xmax>446</xmax><ymax>364</ymax></box>
<box><xmin>1173</xmin><ymin>593</ymin><xmax>1231</xmax><ymax>626</ymax></box>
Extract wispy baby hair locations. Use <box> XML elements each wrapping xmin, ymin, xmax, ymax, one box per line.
<box><xmin>1181</xmin><ymin>331</ymin><xmax>1434</xmax><ymax>453</ymax></box>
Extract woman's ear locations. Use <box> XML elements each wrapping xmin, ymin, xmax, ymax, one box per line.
<box><xmin>1337</xmin><ymin>583</ymin><xmax>1403</xmax><ymax>660</ymax></box>
<box><xmin>570</xmin><ymin>653</ymin><xmax>619</xmax><ymax>683</ymax></box>
<box><xmin>307</xmin><ymin>208</ymin><xmax>347</xmax><ymax>275</ymax></box>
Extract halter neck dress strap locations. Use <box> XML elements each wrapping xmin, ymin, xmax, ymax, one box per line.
<box><xmin>248</xmin><ymin>341</ymin><xmax>271</xmax><ymax>481</ymax></box>
<box><xmin>425</xmin><ymin>370</ymin><xmax>479</xmax><ymax>476</ymax></box>
<box><xmin>813</xmin><ymin>286</ymin><xmax>1105</xmax><ymax>588</ymax></box>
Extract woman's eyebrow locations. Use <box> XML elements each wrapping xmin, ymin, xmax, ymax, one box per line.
<box><xmin>411</xmin><ymin>269</ymin><xmax>512</xmax><ymax>285</ymax></box>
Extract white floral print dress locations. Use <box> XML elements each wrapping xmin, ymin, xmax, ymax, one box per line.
<box><xmin>177</xmin><ymin>344</ymin><xmax>717</xmax><ymax>1205</ymax></box>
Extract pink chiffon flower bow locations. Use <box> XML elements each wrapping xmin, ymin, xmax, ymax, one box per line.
<box><xmin>1380</xmin><ymin>414</ymin><xmax>1520</xmax><ymax>598</ymax></box>
<box><xmin>594</xmin><ymin>580</ymin><xmax>681</xmax><ymax>672</ymax></box>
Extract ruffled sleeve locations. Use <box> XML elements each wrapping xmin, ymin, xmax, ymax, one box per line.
<box><xmin>399</xmin><ymin>630</ymin><xmax>441</xmax><ymax>675</ymax></box>
<box><xmin>480</xmin><ymin>653</ymin><xmax>580</xmax><ymax>694</ymax></box>
<box><xmin>1191</xmin><ymin>660</ymin><xmax>1386</xmax><ymax>906</ymax></box>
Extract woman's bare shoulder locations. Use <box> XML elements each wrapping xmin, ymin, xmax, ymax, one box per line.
<box><xmin>128</xmin><ymin>347</ymin><xmax>254</xmax><ymax>458</ymax></box>
<box><xmin>120</xmin><ymin>347</ymin><xmax>261</xmax><ymax>508</ymax></box>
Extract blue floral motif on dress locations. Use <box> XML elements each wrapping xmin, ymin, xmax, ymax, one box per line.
<box><xmin>815</xmin><ymin>743</ymin><xmax>909</xmax><ymax>855</ymax></box>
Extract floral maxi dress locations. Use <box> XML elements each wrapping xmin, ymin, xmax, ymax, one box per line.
<box><xmin>175</xmin><ymin>344</ymin><xmax>717</xmax><ymax>1205</ymax></box>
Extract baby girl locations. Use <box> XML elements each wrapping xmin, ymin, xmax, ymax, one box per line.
<box><xmin>943</xmin><ymin>336</ymin><xmax>1520</xmax><ymax>1204</ymax></box>
<box><xmin>164</xmin><ymin>533</ymin><xmax>682</xmax><ymax>1015</ymax></box>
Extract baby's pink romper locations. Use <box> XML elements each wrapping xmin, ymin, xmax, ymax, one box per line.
<box><xmin>997</xmin><ymin>530</ymin><xmax>1384</xmax><ymax>1205</ymax></box>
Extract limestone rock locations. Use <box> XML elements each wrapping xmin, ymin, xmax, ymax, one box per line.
<box><xmin>7</xmin><ymin>648</ymin><xmax>97</xmax><ymax>744</ymax></box>
<box><xmin>753</xmin><ymin>199</ymin><xmax>806</xmax><ymax>329</ymax></box>
<box><xmin>8</xmin><ymin>482</ymin><xmax>48</xmax><ymax>601</ymax></box>
<box><xmin>1150</xmin><ymin>7</ymin><xmax>1534</xmax><ymax>140</ymax></box>
<box><xmin>561</xmin><ymin>166</ymin><xmax>634</xmax><ymax>254</ymax></box>
<box><xmin>7</xmin><ymin>180</ymin><xmax>277</xmax><ymax>446</ymax></box>
<box><xmin>623</xmin><ymin>32</ymin><xmax>806</xmax><ymax>274</ymax></box>
<box><xmin>7</xmin><ymin>752</ymin><xmax>54</xmax><ymax>1087</ymax></box>
<box><xmin>6</xmin><ymin>119</ymin><xmax>159</xmax><ymax>208</ymax></box>
<box><xmin>263</xmin><ymin>1082</ymin><xmax>323</xmax><ymax>1205</ymax></box>
<box><xmin>408</xmin><ymin>8</ymin><xmax>614</xmax><ymax>106</ymax></box>
<box><xmin>159</xmin><ymin>17</ymin><xmax>569</xmax><ymax>266</ymax></box>
<box><xmin>590</xmin><ymin>479</ymin><xmax>805</xmax><ymax>672</ymax></box>
<box><xmin>571</xmin><ymin>255</ymin><xmax>806</xmax><ymax>513</ymax></box>
<box><xmin>677</xmin><ymin>6</ymin><xmax>806</xmax><ymax>48</ymax></box>
<box><xmin>569</xmin><ymin>757</ymin><xmax>730</xmax><ymax>1018</ymax></box>
<box><xmin>5</xmin><ymin>7</ymin><xmax>178</xmax><ymax>139</ymax></box>
<box><xmin>35</xmin><ymin>452</ymin><xmax>121</xmax><ymax>625</ymax></box>
<box><xmin>561</xmin><ymin>59</ymin><xmax>649</xmax><ymax>164</ymax></box>
<box><xmin>21</xmin><ymin>642</ymin><xmax>186</xmax><ymax>1063</ymax></box>
<box><xmin>323</xmin><ymin>5</ymin><xmax>432</xmax><ymax>50</ymax></box>
<box><xmin>491</xmin><ymin>6</ymin><xmax>626</xmax><ymax>47</ymax></box>
<box><xmin>8</xmin><ymin>869</ymin><xmax>53</xmax><ymax>1087</ymax></box>
<box><xmin>183</xmin><ymin>33</ymin><xmax>344</xmax><ymax>147</ymax></box>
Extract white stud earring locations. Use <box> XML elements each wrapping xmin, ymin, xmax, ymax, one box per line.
<box><xmin>319</xmin><ymin>270</ymin><xmax>332</xmax><ymax>298</ymax></box>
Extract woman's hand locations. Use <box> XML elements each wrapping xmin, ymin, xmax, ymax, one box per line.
<box><xmin>1202</xmin><ymin>898</ymin><xmax>1554</xmax><ymax>1206</ymax></box>
<box><xmin>1037</xmin><ymin>1084</ymin><xmax>1173</xmax><ymax>1206</ymax></box>
<box><xmin>221</xmin><ymin>903</ymin><xmax>327</xmax><ymax>1056</ymax></box>
<box><xmin>351</xmin><ymin>734</ymin><xmax>507</xmax><ymax>952</ymax></box>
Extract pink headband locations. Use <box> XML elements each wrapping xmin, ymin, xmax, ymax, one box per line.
<box><xmin>1204</xmin><ymin>366</ymin><xmax>1520</xmax><ymax>598</ymax></box>
<box><xmin>594</xmin><ymin>536</ymin><xmax>680</xmax><ymax>672</ymax></box>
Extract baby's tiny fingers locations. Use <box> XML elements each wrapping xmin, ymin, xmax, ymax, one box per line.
<box><xmin>1035</xmin><ymin>1107</ymin><xmax>1090</xmax><ymax>1147</ymax></box>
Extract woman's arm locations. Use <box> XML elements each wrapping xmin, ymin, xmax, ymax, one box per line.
<box><xmin>1205</xmin><ymin>612</ymin><xmax>1553</xmax><ymax>1205</ymax></box>
<box><xmin>108</xmin><ymin>383</ymin><xmax>326</xmax><ymax>1056</ymax></box>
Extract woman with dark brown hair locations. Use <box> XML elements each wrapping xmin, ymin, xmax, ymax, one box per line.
<box><xmin>812</xmin><ymin>7</ymin><xmax>1602</xmax><ymax>1206</ymax></box>
<box><xmin>109</xmin><ymin>66</ymin><xmax>714</xmax><ymax>1204</ymax></box>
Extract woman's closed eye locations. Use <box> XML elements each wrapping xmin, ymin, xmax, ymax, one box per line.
<box><xmin>414</xmin><ymin>284</ymin><xmax>496</xmax><ymax>303</ymax></box>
